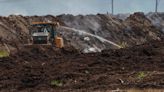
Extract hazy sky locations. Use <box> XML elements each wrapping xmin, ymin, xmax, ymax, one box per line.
<box><xmin>0</xmin><ymin>0</ymin><xmax>163</xmax><ymax>16</ymax></box>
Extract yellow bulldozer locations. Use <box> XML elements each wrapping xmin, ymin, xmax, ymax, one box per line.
<box><xmin>28</xmin><ymin>22</ymin><xmax>64</xmax><ymax>48</ymax></box>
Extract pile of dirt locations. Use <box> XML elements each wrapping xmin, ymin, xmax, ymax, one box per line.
<box><xmin>0</xmin><ymin>12</ymin><xmax>164</xmax><ymax>53</ymax></box>
<box><xmin>57</xmin><ymin>12</ymin><xmax>163</xmax><ymax>51</ymax></box>
<box><xmin>123</xmin><ymin>12</ymin><xmax>162</xmax><ymax>44</ymax></box>
<box><xmin>0</xmin><ymin>39</ymin><xmax>163</xmax><ymax>92</ymax></box>
<box><xmin>147</xmin><ymin>12</ymin><xmax>164</xmax><ymax>33</ymax></box>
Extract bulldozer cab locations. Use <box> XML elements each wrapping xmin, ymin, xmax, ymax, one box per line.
<box><xmin>27</xmin><ymin>22</ymin><xmax>64</xmax><ymax>48</ymax></box>
<box><xmin>30</xmin><ymin>22</ymin><xmax>56</xmax><ymax>44</ymax></box>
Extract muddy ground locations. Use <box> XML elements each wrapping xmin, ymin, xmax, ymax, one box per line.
<box><xmin>0</xmin><ymin>39</ymin><xmax>163</xmax><ymax>92</ymax></box>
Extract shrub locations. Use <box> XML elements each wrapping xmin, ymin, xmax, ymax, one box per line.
<box><xmin>137</xmin><ymin>71</ymin><xmax>147</xmax><ymax>80</ymax></box>
<box><xmin>50</xmin><ymin>80</ymin><xmax>63</xmax><ymax>87</ymax></box>
<box><xmin>0</xmin><ymin>50</ymin><xmax>9</xmax><ymax>58</ymax></box>
<box><xmin>119</xmin><ymin>41</ymin><xmax>128</xmax><ymax>48</ymax></box>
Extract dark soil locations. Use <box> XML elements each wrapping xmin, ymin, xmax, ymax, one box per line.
<box><xmin>0</xmin><ymin>40</ymin><xmax>164</xmax><ymax>92</ymax></box>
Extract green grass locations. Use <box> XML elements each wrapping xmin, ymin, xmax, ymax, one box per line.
<box><xmin>0</xmin><ymin>50</ymin><xmax>9</xmax><ymax>58</ymax></box>
<box><xmin>119</xmin><ymin>41</ymin><xmax>128</xmax><ymax>48</ymax></box>
<box><xmin>137</xmin><ymin>71</ymin><xmax>147</xmax><ymax>80</ymax></box>
<box><xmin>50</xmin><ymin>80</ymin><xmax>63</xmax><ymax>87</ymax></box>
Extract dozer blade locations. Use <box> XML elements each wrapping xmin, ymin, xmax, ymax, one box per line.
<box><xmin>23</xmin><ymin>43</ymin><xmax>53</xmax><ymax>49</ymax></box>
